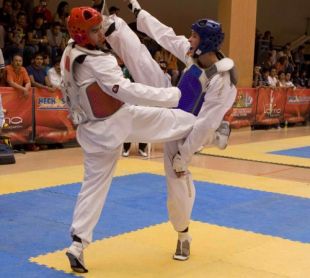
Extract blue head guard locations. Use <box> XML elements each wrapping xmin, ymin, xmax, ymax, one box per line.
<box><xmin>192</xmin><ymin>18</ymin><xmax>224</xmax><ymax>57</ymax></box>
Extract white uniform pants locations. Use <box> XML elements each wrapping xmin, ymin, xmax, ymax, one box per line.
<box><xmin>71</xmin><ymin>106</ymin><xmax>195</xmax><ymax>246</ymax></box>
<box><xmin>109</xmin><ymin>16</ymin><xmax>196</xmax><ymax>233</ymax></box>
<box><xmin>71</xmin><ymin>16</ymin><xmax>196</xmax><ymax>246</ymax></box>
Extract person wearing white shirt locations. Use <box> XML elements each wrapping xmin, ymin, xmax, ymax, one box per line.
<box><xmin>268</xmin><ymin>67</ymin><xmax>279</xmax><ymax>87</ymax></box>
<box><xmin>285</xmin><ymin>72</ymin><xmax>295</xmax><ymax>88</ymax></box>
<box><xmin>47</xmin><ymin>57</ymin><xmax>62</xmax><ymax>89</ymax></box>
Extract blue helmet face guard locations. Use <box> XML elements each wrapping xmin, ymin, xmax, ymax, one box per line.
<box><xmin>192</xmin><ymin>18</ymin><xmax>224</xmax><ymax>57</ymax></box>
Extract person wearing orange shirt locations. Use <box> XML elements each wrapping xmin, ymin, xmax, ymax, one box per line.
<box><xmin>5</xmin><ymin>53</ymin><xmax>31</xmax><ymax>96</ymax></box>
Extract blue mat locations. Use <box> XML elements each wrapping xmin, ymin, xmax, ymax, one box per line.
<box><xmin>1</xmin><ymin>173</ymin><xmax>310</xmax><ymax>277</ymax></box>
<box><xmin>269</xmin><ymin>146</ymin><xmax>310</xmax><ymax>158</ymax></box>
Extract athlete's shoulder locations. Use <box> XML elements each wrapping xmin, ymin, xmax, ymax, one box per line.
<box><xmin>85</xmin><ymin>52</ymin><xmax>117</xmax><ymax>68</ymax></box>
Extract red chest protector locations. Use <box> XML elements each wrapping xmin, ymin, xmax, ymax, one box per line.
<box><xmin>61</xmin><ymin>43</ymin><xmax>124</xmax><ymax>125</ymax></box>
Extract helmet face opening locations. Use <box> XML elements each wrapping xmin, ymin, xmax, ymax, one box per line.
<box><xmin>67</xmin><ymin>7</ymin><xmax>103</xmax><ymax>47</ymax></box>
<box><xmin>83</xmin><ymin>10</ymin><xmax>93</xmax><ymax>20</ymax></box>
<box><xmin>197</xmin><ymin>19</ymin><xmax>208</xmax><ymax>27</ymax></box>
<box><xmin>192</xmin><ymin>18</ymin><xmax>224</xmax><ymax>57</ymax></box>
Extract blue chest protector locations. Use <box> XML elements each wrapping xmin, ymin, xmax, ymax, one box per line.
<box><xmin>177</xmin><ymin>55</ymin><xmax>236</xmax><ymax>116</ymax></box>
<box><xmin>177</xmin><ymin>64</ymin><xmax>207</xmax><ymax>116</ymax></box>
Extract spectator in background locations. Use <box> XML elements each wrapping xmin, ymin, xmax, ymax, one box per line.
<box><xmin>275</xmin><ymin>56</ymin><xmax>288</xmax><ymax>74</ymax></box>
<box><xmin>92</xmin><ymin>0</ymin><xmax>104</xmax><ymax>12</ymax></box>
<box><xmin>294</xmin><ymin>45</ymin><xmax>306</xmax><ymax>72</ymax></box>
<box><xmin>278</xmin><ymin>71</ymin><xmax>286</xmax><ymax>87</ymax></box>
<box><xmin>261</xmin><ymin>68</ymin><xmax>271</xmax><ymax>86</ymax></box>
<box><xmin>256</xmin><ymin>30</ymin><xmax>273</xmax><ymax>64</ymax></box>
<box><xmin>22</xmin><ymin>0</ymin><xmax>34</xmax><ymax>22</ymax></box>
<box><xmin>53</xmin><ymin>1</ymin><xmax>70</xmax><ymax>42</ymax></box>
<box><xmin>0</xmin><ymin>24</ymin><xmax>4</xmax><ymax>49</ymax></box>
<box><xmin>0</xmin><ymin>93</ymin><xmax>4</xmax><ymax>128</ymax></box>
<box><xmin>252</xmin><ymin>65</ymin><xmax>263</xmax><ymax>87</ymax></box>
<box><xmin>261</xmin><ymin>51</ymin><xmax>274</xmax><ymax>69</ymax></box>
<box><xmin>47</xmin><ymin>22</ymin><xmax>66</xmax><ymax>64</ymax></box>
<box><xmin>0</xmin><ymin>0</ymin><xmax>13</xmax><ymax>49</ymax></box>
<box><xmin>270</xmin><ymin>49</ymin><xmax>277</xmax><ymax>65</ymax></box>
<box><xmin>109</xmin><ymin>6</ymin><xmax>120</xmax><ymax>16</ymax></box>
<box><xmin>0</xmin><ymin>48</ymin><xmax>5</xmax><ymax>85</ymax></box>
<box><xmin>11</xmin><ymin>0</ymin><xmax>23</xmax><ymax>24</ymax></box>
<box><xmin>47</xmin><ymin>56</ymin><xmax>61</xmax><ymax>89</ymax></box>
<box><xmin>268</xmin><ymin>67</ymin><xmax>278</xmax><ymax>87</ymax></box>
<box><xmin>24</xmin><ymin>13</ymin><xmax>49</xmax><ymax>66</ymax></box>
<box><xmin>292</xmin><ymin>71</ymin><xmax>303</xmax><ymax>88</ymax></box>
<box><xmin>262</xmin><ymin>30</ymin><xmax>272</xmax><ymax>44</ymax></box>
<box><xmin>54</xmin><ymin>1</ymin><xmax>69</xmax><ymax>32</ymax></box>
<box><xmin>284</xmin><ymin>72</ymin><xmax>295</xmax><ymax>88</ymax></box>
<box><xmin>26</xmin><ymin>52</ymin><xmax>54</xmax><ymax>91</ymax></box>
<box><xmin>283</xmin><ymin>43</ymin><xmax>294</xmax><ymax>68</ymax></box>
<box><xmin>300</xmin><ymin>70</ymin><xmax>309</xmax><ymax>88</ymax></box>
<box><xmin>0</xmin><ymin>0</ymin><xmax>13</xmax><ymax>29</ymax></box>
<box><xmin>154</xmin><ymin>46</ymin><xmax>180</xmax><ymax>85</ymax></box>
<box><xmin>33</xmin><ymin>0</ymin><xmax>52</xmax><ymax>27</ymax></box>
<box><xmin>5</xmin><ymin>53</ymin><xmax>31</xmax><ymax>96</ymax></box>
<box><xmin>114</xmin><ymin>54</ymin><xmax>149</xmax><ymax>158</ymax></box>
<box><xmin>4</xmin><ymin>11</ymin><xmax>27</xmax><ymax>63</ymax></box>
<box><xmin>276</xmin><ymin>49</ymin><xmax>284</xmax><ymax>60</ymax></box>
<box><xmin>122</xmin><ymin>142</ymin><xmax>148</xmax><ymax>157</ymax></box>
<box><xmin>42</xmin><ymin>53</ymin><xmax>51</xmax><ymax>74</ymax></box>
<box><xmin>269</xmin><ymin>36</ymin><xmax>275</xmax><ymax>50</ymax></box>
<box><xmin>158</xmin><ymin>60</ymin><xmax>171</xmax><ymax>82</ymax></box>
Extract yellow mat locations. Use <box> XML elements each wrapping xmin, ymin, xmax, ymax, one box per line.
<box><xmin>31</xmin><ymin>221</ymin><xmax>310</xmax><ymax>278</ymax></box>
<box><xmin>200</xmin><ymin>136</ymin><xmax>310</xmax><ymax>168</ymax></box>
<box><xmin>2</xmin><ymin>159</ymin><xmax>310</xmax><ymax>198</ymax></box>
<box><xmin>3</xmin><ymin>158</ymin><xmax>310</xmax><ymax>277</ymax></box>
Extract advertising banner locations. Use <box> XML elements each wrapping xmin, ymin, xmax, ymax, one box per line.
<box><xmin>255</xmin><ymin>87</ymin><xmax>287</xmax><ymax>126</ymax></box>
<box><xmin>34</xmin><ymin>88</ymin><xmax>76</xmax><ymax>144</ymax></box>
<box><xmin>224</xmin><ymin>88</ymin><xmax>257</xmax><ymax>128</ymax></box>
<box><xmin>0</xmin><ymin>87</ymin><xmax>34</xmax><ymax>144</ymax></box>
<box><xmin>284</xmin><ymin>88</ymin><xmax>310</xmax><ymax>124</ymax></box>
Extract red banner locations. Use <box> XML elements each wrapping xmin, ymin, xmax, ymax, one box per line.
<box><xmin>284</xmin><ymin>88</ymin><xmax>310</xmax><ymax>124</ymax></box>
<box><xmin>0</xmin><ymin>87</ymin><xmax>34</xmax><ymax>144</ymax></box>
<box><xmin>34</xmin><ymin>88</ymin><xmax>76</xmax><ymax>143</ymax></box>
<box><xmin>225</xmin><ymin>88</ymin><xmax>258</xmax><ymax>128</ymax></box>
<box><xmin>255</xmin><ymin>87</ymin><xmax>287</xmax><ymax>125</ymax></box>
<box><xmin>1</xmin><ymin>86</ymin><xmax>310</xmax><ymax>145</ymax></box>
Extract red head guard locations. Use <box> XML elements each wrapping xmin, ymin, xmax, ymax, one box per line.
<box><xmin>67</xmin><ymin>7</ymin><xmax>102</xmax><ymax>46</ymax></box>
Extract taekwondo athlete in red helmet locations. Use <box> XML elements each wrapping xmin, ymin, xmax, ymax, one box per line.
<box><xmin>126</xmin><ymin>0</ymin><xmax>237</xmax><ymax>261</ymax></box>
<box><xmin>61</xmin><ymin>6</ymin><xmax>197</xmax><ymax>273</ymax></box>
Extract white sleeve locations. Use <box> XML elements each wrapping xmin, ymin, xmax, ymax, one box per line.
<box><xmin>86</xmin><ymin>55</ymin><xmax>181</xmax><ymax>108</ymax></box>
<box><xmin>107</xmin><ymin>15</ymin><xmax>170</xmax><ymax>88</ymax></box>
<box><xmin>137</xmin><ymin>10</ymin><xmax>190</xmax><ymax>64</ymax></box>
<box><xmin>178</xmin><ymin>73</ymin><xmax>237</xmax><ymax>163</ymax></box>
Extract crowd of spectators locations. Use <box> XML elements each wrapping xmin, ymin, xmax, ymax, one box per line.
<box><xmin>0</xmin><ymin>0</ymin><xmax>183</xmax><ymax>92</ymax></box>
<box><xmin>253</xmin><ymin>29</ymin><xmax>309</xmax><ymax>88</ymax></box>
<box><xmin>0</xmin><ymin>0</ymin><xmax>309</xmax><ymax>92</ymax></box>
<box><xmin>0</xmin><ymin>1</ymin><xmax>309</xmax><ymax>151</ymax></box>
<box><xmin>0</xmin><ymin>0</ymin><xmax>68</xmax><ymax>90</ymax></box>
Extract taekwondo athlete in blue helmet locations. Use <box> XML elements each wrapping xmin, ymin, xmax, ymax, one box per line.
<box><xmin>126</xmin><ymin>0</ymin><xmax>237</xmax><ymax>261</ymax></box>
